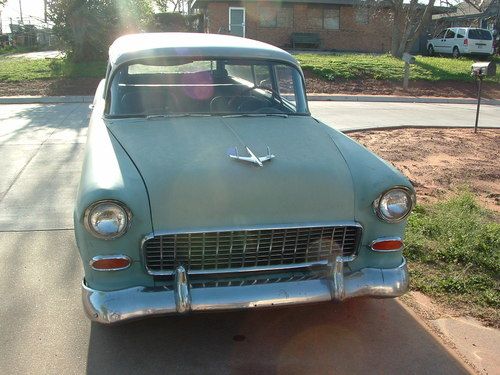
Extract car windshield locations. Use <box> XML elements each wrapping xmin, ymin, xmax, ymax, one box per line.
<box><xmin>467</xmin><ymin>29</ymin><xmax>492</xmax><ymax>40</ymax></box>
<box><xmin>107</xmin><ymin>58</ymin><xmax>309</xmax><ymax>117</ymax></box>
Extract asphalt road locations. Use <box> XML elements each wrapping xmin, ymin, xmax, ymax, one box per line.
<box><xmin>0</xmin><ymin>101</ymin><xmax>487</xmax><ymax>374</ymax></box>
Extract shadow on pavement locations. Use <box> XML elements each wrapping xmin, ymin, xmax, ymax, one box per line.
<box><xmin>87</xmin><ymin>298</ymin><xmax>469</xmax><ymax>375</ymax></box>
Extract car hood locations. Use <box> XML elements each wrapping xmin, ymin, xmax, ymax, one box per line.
<box><xmin>106</xmin><ymin>116</ymin><xmax>354</xmax><ymax>232</ymax></box>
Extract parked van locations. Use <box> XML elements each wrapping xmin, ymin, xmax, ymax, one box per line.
<box><xmin>427</xmin><ymin>28</ymin><xmax>494</xmax><ymax>57</ymax></box>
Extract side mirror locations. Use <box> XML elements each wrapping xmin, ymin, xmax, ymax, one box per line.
<box><xmin>471</xmin><ymin>61</ymin><xmax>496</xmax><ymax>77</ymax></box>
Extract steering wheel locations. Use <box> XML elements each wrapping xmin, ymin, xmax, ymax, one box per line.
<box><xmin>229</xmin><ymin>85</ymin><xmax>280</xmax><ymax>107</ymax></box>
<box><xmin>235</xmin><ymin>84</ymin><xmax>281</xmax><ymax>99</ymax></box>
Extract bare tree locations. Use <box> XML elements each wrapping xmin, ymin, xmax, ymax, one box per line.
<box><xmin>155</xmin><ymin>0</ymin><xmax>194</xmax><ymax>14</ymax></box>
<box><xmin>364</xmin><ymin>0</ymin><xmax>439</xmax><ymax>57</ymax></box>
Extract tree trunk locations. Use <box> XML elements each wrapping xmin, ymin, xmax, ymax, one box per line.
<box><xmin>391</xmin><ymin>0</ymin><xmax>404</xmax><ymax>57</ymax></box>
<box><xmin>396</xmin><ymin>0</ymin><xmax>436</xmax><ymax>57</ymax></box>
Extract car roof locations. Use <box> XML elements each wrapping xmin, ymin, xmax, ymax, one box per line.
<box><xmin>108</xmin><ymin>33</ymin><xmax>300</xmax><ymax>68</ymax></box>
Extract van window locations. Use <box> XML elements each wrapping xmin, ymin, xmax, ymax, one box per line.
<box><xmin>445</xmin><ymin>29</ymin><xmax>456</xmax><ymax>38</ymax></box>
<box><xmin>468</xmin><ymin>29</ymin><xmax>492</xmax><ymax>40</ymax></box>
<box><xmin>457</xmin><ymin>29</ymin><xmax>465</xmax><ymax>38</ymax></box>
<box><xmin>435</xmin><ymin>30</ymin><xmax>446</xmax><ymax>39</ymax></box>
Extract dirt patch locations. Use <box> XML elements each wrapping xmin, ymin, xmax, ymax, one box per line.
<box><xmin>0</xmin><ymin>78</ymin><xmax>102</xmax><ymax>96</ymax></box>
<box><xmin>304</xmin><ymin>71</ymin><xmax>500</xmax><ymax>99</ymax></box>
<box><xmin>348</xmin><ymin>128</ymin><xmax>500</xmax><ymax>213</ymax></box>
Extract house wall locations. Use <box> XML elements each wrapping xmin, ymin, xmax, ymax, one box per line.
<box><xmin>205</xmin><ymin>2</ymin><xmax>393</xmax><ymax>53</ymax></box>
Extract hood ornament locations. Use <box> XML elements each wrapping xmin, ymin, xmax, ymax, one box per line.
<box><xmin>228</xmin><ymin>146</ymin><xmax>275</xmax><ymax>167</ymax></box>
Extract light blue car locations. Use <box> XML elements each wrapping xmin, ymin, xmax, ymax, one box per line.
<box><xmin>75</xmin><ymin>33</ymin><xmax>415</xmax><ymax>324</ymax></box>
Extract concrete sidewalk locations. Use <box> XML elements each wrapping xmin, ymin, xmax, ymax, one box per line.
<box><xmin>1</xmin><ymin>94</ymin><xmax>499</xmax><ymax>105</ymax></box>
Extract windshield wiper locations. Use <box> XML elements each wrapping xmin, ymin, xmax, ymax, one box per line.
<box><xmin>146</xmin><ymin>113</ymin><xmax>211</xmax><ymax>120</ymax></box>
<box><xmin>222</xmin><ymin>113</ymin><xmax>288</xmax><ymax>118</ymax></box>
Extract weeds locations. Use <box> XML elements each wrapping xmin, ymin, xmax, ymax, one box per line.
<box><xmin>405</xmin><ymin>191</ymin><xmax>500</xmax><ymax>326</ymax></box>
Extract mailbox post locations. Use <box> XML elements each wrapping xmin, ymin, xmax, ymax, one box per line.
<box><xmin>471</xmin><ymin>61</ymin><xmax>497</xmax><ymax>133</ymax></box>
<box><xmin>402</xmin><ymin>53</ymin><xmax>416</xmax><ymax>90</ymax></box>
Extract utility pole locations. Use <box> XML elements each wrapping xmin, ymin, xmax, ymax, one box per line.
<box><xmin>44</xmin><ymin>0</ymin><xmax>47</xmax><ymax>23</ymax></box>
<box><xmin>19</xmin><ymin>0</ymin><xmax>23</xmax><ymax>24</ymax></box>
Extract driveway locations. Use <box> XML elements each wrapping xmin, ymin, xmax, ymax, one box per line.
<box><xmin>0</xmin><ymin>102</ymin><xmax>479</xmax><ymax>374</ymax></box>
<box><xmin>0</xmin><ymin>50</ymin><xmax>64</xmax><ymax>60</ymax></box>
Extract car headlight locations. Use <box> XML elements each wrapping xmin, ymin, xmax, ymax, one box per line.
<box><xmin>373</xmin><ymin>187</ymin><xmax>415</xmax><ymax>223</ymax></box>
<box><xmin>84</xmin><ymin>200</ymin><xmax>131</xmax><ymax>239</ymax></box>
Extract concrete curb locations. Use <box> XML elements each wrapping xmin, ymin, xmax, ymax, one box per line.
<box><xmin>341</xmin><ymin>124</ymin><xmax>499</xmax><ymax>133</ymax></box>
<box><xmin>0</xmin><ymin>94</ymin><xmax>499</xmax><ymax>106</ymax></box>
<box><xmin>307</xmin><ymin>94</ymin><xmax>500</xmax><ymax>105</ymax></box>
<box><xmin>0</xmin><ymin>96</ymin><xmax>93</xmax><ymax>104</ymax></box>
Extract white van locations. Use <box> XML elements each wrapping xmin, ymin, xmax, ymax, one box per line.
<box><xmin>427</xmin><ymin>28</ymin><xmax>494</xmax><ymax>57</ymax></box>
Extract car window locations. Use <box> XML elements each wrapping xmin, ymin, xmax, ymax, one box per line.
<box><xmin>435</xmin><ymin>30</ymin><xmax>446</xmax><ymax>39</ymax></box>
<box><xmin>457</xmin><ymin>29</ymin><xmax>465</xmax><ymax>38</ymax></box>
<box><xmin>275</xmin><ymin>65</ymin><xmax>297</xmax><ymax>109</ymax></box>
<box><xmin>107</xmin><ymin>58</ymin><xmax>308</xmax><ymax>117</ymax></box>
<box><xmin>467</xmin><ymin>29</ymin><xmax>492</xmax><ymax>40</ymax></box>
<box><xmin>445</xmin><ymin>29</ymin><xmax>455</xmax><ymax>38</ymax></box>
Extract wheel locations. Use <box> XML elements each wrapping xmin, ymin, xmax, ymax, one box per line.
<box><xmin>427</xmin><ymin>45</ymin><xmax>434</xmax><ymax>56</ymax></box>
<box><xmin>452</xmin><ymin>47</ymin><xmax>460</xmax><ymax>58</ymax></box>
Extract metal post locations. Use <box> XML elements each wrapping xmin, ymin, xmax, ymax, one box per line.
<box><xmin>403</xmin><ymin>62</ymin><xmax>410</xmax><ymax>90</ymax></box>
<box><xmin>18</xmin><ymin>0</ymin><xmax>23</xmax><ymax>24</ymax></box>
<box><xmin>474</xmin><ymin>76</ymin><xmax>483</xmax><ymax>133</ymax></box>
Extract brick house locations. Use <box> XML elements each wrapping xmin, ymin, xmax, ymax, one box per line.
<box><xmin>192</xmin><ymin>0</ymin><xmax>395</xmax><ymax>53</ymax></box>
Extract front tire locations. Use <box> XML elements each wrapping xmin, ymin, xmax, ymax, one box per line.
<box><xmin>428</xmin><ymin>45</ymin><xmax>434</xmax><ymax>56</ymax></box>
<box><xmin>452</xmin><ymin>47</ymin><xmax>460</xmax><ymax>58</ymax></box>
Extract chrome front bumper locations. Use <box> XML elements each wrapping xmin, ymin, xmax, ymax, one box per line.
<box><xmin>82</xmin><ymin>258</ymin><xmax>409</xmax><ymax>324</ymax></box>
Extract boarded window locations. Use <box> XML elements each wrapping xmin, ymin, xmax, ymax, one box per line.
<box><xmin>259</xmin><ymin>7</ymin><xmax>277</xmax><ymax>27</ymax></box>
<box><xmin>355</xmin><ymin>8</ymin><xmax>369</xmax><ymax>25</ymax></box>
<box><xmin>324</xmin><ymin>7</ymin><xmax>340</xmax><ymax>30</ymax></box>
<box><xmin>277</xmin><ymin>6</ymin><xmax>293</xmax><ymax>28</ymax></box>
<box><xmin>307</xmin><ymin>6</ymin><xmax>323</xmax><ymax>29</ymax></box>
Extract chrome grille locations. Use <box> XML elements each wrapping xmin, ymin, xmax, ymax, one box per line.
<box><xmin>143</xmin><ymin>225</ymin><xmax>361</xmax><ymax>274</ymax></box>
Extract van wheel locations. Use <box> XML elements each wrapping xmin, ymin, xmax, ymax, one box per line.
<box><xmin>428</xmin><ymin>45</ymin><xmax>434</xmax><ymax>56</ymax></box>
<box><xmin>452</xmin><ymin>47</ymin><xmax>460</xmax><ymax>58</ymax></box>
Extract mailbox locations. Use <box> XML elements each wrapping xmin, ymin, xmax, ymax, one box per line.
<box><xmin>402</xmin><ymin>53</ymin><xmax>416</xmax><ymax>64</ymax></box>
<box><xmin>471</xmin><ymin>61</ymin><xmax>496</xmax><ymax>77</ymax></box>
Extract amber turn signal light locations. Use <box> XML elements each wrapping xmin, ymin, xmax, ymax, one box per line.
<box><xmin>90</xmin><ymin>255</ymin><xmax>131</xmax><ymax>271</ymax></box>
<box><xmin>370</xmin><ymin>238</ymin><xmax>403</xmax><ymax>252</ymax></box>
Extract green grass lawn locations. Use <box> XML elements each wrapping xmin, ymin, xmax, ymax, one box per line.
<box><xmin>296</xmin><ymin>53</ymin><xmax>500</xmax><ymax>83</ymax></box>
<box><xmin>1</xmin><ymin>54</ymin><xmax>498</xmax><ymax>83</ymax></box>
<box><xmin>0</xmin><ymin>57</ymin><xmax>106</xmax><ymax>82</ymax></box>
<box><xmin>405</xmin><ymin>191</ymin><xmax>500</xmax><ymax>327</ymax></box>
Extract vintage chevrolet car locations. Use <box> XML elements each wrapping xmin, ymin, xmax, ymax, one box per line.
<box><xmin>75</xmin><ymin>33</ymin><xmax>415</xmax><ymax>324</ymax></box>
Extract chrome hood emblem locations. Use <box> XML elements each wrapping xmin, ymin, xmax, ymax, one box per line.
<box><xmin>228</xmin><ymin>146</ymin><xmax>275</xmax><ymax>167</ymax></box>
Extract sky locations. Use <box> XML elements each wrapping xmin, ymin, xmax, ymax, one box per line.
<box><xmin>1</xmin><ymin>0</ymin><xmax>46</xmax><ymax>33</ymax></box>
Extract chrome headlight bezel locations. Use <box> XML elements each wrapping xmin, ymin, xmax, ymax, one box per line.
<box><xmin>83</xmin><ymin>200</ymin><xmax>132</xmax><ymax>240</ymax></box>
<box><xmin>373</xmin><ymin>186</ymin><xmax>416</xmax><ymax>223</ymax></box>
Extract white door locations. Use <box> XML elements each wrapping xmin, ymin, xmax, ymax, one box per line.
<box><xmin>442</xmin><ymin>29</ymin><xmax>456</xmax><ymax>54</ymax></box>
<box><xmin>229</xmin><ymin>7</ymin><xmax>245</xmax><ymax>37</ymax></box>
<box><xmin>433</xmin><ymin>29</ymin><xmax>447</xmax><ymax>53</ymax></box>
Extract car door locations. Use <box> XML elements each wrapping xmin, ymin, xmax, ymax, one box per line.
<box><xmin>229</xmin><ymin>7</ymin><xmax>245</xmax><ymax>38</ymax></box>
<box><xmin>442</xmin><ymin>28</ymin><xmax>456</xmax><ymax>54</ymax></box>
<box><xmin>432</xmin><ymin>30</ymin><xmax>447</xmax><ymax>52</ymax></box>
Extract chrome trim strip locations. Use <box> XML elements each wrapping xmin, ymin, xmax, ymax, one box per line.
<box><xmin>149</xmin><ymin>260</ymin><xmax>330</xmax><ymax>276</ymax></box>
<box><xmin>141</xmin><ymin>221</ymin><xmax>364</xmax><ymax>276</ymax></box>
<box><xmin>89</xmin><ymin>255</ymin><xmax>132</xmax><ymax>271</ymax></box>
<box><xmin>370</xmin><ymin>237</ymin><xmax>404</xmax><ymax>252</ymax></box>
<box><xmin>145</xmin><ymin>221</ymin><xmax>363</xmax><ymax>238</ymax></box>
<box><xmin>82</xmin><ymin>258</ymin><xmax>409</xmax><ymax>324</ymax></box>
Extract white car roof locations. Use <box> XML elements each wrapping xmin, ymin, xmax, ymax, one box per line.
<box><xmin>108</xmin><ymin>32</ymin><xmax>300</xmax><ymax>68</ymax></box>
